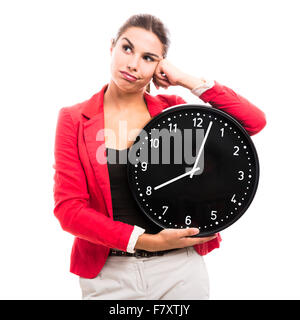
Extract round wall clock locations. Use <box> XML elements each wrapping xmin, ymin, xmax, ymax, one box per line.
<box><xmin>127</xmin><ymin>104</ymin><xmax>259</xmax><ymax>237</ymax></box>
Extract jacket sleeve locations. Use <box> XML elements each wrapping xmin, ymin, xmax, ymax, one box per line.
<box><xmin>53</xmin><ymin>108</ymin><xmax>134</xmax><ymax>251</ymax></box>
<box><xmin>176</xmin><ymin>81</ymin><xmax>267</xmax><ymax>136</ymax></box>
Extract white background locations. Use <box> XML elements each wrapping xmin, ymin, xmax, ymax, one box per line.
<box><xmin>0</xmin><ymin>0</ymin><xmax>299</xmax><ymax>299</ymax></box>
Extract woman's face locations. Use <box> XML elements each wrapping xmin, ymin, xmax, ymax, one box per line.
<box><xmin>110</xmin><ymin>27</ymin><xmax>164</xmax><ymax>93</ymax></box>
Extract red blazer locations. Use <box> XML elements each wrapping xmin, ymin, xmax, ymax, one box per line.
<box><xmin>53</xmin><ymin>82</ymin><xmax>266</xmax><ymax>278</ymax></box>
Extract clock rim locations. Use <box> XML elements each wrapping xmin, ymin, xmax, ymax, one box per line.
<box><xmin>127</xmin><ymin>104</ymin><xmax>260</xmax><ymax>236</ymax></box>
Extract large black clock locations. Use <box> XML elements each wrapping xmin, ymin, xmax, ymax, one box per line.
<box><xmin>127</xmin><ymin>104</ymin><xmax>259</xmax><ymax>237</ymax></box>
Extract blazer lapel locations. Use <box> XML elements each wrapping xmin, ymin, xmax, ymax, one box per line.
<box><xmin>81</xmin><ymin>84</ymin><xmax>167</xmax><ymax>218</ymax></box>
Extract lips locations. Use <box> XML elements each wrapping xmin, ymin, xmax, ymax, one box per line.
<box><xmin>120</xmin><ymin>71</ymin><xmax>138</xmax><ymax>82</ymax></box>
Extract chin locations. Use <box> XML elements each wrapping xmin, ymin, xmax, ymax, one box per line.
<box><xmin>115</xmin><ymin>79</ymin><xmax>146</xmax><ymax>93</ymax></box>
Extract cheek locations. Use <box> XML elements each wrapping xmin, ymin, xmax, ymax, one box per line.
<box><xmin>110</xmin><ymin>52</ymin><xmax>121</xmax><ymax>72</ymax></box>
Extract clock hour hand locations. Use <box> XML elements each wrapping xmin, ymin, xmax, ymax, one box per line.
<box><xmin>190</xmin><ymin>121</ymin><xmax>213</xmax><ymax>178</ymax></box>
<box><xmin>153</xmin><ymin>167</ymin><xmax>201</xmax><ymax>191</ymax></box>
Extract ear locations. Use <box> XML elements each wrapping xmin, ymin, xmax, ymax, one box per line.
<box><xmin>110</xmin><ymin>38</ymin><xmax>115</xmax><ymax>56</ymax></box>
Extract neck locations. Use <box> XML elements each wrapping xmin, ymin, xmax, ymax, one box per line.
<box><xmin>104</xmin><ymin>80</ymin><xmax>147</xmax><ymax>111</ymax></box>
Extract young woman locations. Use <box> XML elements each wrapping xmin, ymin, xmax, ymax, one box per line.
<box><xmin>53</xmin><ymin>14</ymin><xmax>266</xmax><ymax>300</ymax></box>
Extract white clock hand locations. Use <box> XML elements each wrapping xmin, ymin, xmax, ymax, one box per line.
<box><xmin>190</xmin><ymin>121</ymin><xmax>213</xmax><ymax>178</ymax></box>
<box><xmin>154</xmin><ymin>167</ymin><xmax>201</xmax><ymax>191</ymax></box>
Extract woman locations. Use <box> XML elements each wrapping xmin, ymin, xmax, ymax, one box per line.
<box><xmin>53</xmin><ymin>14</ymin><xmax>266</xmax><ymax>300</ymax></box>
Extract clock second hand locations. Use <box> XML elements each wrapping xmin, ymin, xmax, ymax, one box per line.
<box><xmin>189</xmin><ymin>121</ymin><xmax>213</xmax><ymax>178</ymax></box>
<box><xmin>153</xmin><ymin>167</ymin><xmax>201</xmax><ymax>191</ymax></box>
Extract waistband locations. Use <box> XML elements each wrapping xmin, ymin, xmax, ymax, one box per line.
<box><xmin>109</xmin><ymin>248</ymin><xmax>179</xmax><ymax>258</ymax></box>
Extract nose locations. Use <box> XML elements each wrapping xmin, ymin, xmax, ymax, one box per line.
<box><xmin>127</xmin><ymin>54</ymin><xmax>140</xmax><ymax>73</ymax></box>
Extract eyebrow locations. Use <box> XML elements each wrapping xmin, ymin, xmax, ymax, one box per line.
<box><xmin>122</xmin><ymin>37</ymin><xmax>161</xmax><ymax>59</ymax></box>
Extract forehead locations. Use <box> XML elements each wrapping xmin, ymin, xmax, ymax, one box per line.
<box><xmin>120</xmin><ymin>27</ymin><xmax>163</xmax><ymax>54</ymax></box>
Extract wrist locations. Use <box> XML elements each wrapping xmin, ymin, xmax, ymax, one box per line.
<box><xmin>177</xmin><ymin>74</ymin><xmax>205</xmax><ymax>90</ymax></box>
<box><xmin>134</xmin><ymin>233</ymin><xmax>158</xmax><ymax>252</ymax></box>
<box><xmin>178</xmin><ymin>74</ymin><xmax>215</xmax><ymax>95</ymax></box>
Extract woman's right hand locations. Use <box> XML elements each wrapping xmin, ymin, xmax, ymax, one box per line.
<box><xmin>134</xmin><ymin>228</ymin><xmax>217</xmax><ymax>252</ymax></box>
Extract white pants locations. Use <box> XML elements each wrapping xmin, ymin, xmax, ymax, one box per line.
<box><xmin>79</xmin><ymin>247</ymin><xmax>209</xmax><ymax>300</ymax></box>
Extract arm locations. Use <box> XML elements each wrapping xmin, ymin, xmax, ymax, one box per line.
<box><xmin>150</xmin><ymin>59</ymin><xmax>266</xmax><ymax>254</ymax></box>
<box><xmin>134</xmin><ymin>229</ymin><xmax>217</xmax><ymax>252</ymax></box>
<box><xmin>153</xmin><ymin>60</ymin><xmax>267</xmax><ymax>136</ymax></box>
<box><xmin>54</xmin><ymin>108</ymin><xmax>216</xmax><ymax>254</ymax></box>
<box><xmin>179</xmin><ymin>75</ymin><xmax>266</xmax><ymax>136</ymax></box>
<box><xmin>53</xmin><ymin>108</ymin><xmax>136</xmax><ymax>251</ymax></box>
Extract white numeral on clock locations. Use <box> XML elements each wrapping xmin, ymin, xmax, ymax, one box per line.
<box><xmin>192</xmin><ymin>117</ymin><xmax>203</xmax><ymax>127</ymax></box>
<box><xmin>168</xmin><ymin>123</ymin><xmax>177</xmax><ymax>132</ymax></box>
<box><xmin>238</xmin><ymin>171</ymin><xmax>244</xmax><ymax>180</ymax></box>
<box><xmin>211</xmin><ymin>210</ymin><xmax>217</xmax><ymax>220</ymax></box>
<box><xmin>231</xmin><ymin>194</ymin><xmax>237</xmax><ymax>203</ymax></box>
<box><xmin>146</xmin><ymin>186</ymin><xmax>152</xmax><ymax>195</ymax></box>
<box><xmin>141</xmin><ymin>162</ymin><xmax>147</xmax><ymax>171</ymax></box>
<box><xmin>150</xmin><ymin>138</ymin><xmax>159</xmax><ymax>148</ymax></box>
<box><xmin>233</xmin><ymin>146</ymin><xmax>239</xmax><ymax>156</ymax></box>
<box><xmin>185</xmin><ymin>215</ymin><xmax>191</xmax><ymax>225</ymax></box>
<box><xmin>220</xmin><ymin>128</ymin><xmax>224</xmax><ymax>137</ymax></box>
<box><xmin>162</xmin><ymin>206</ymin><xmax>168</xmax><ymax>215</ymax></box>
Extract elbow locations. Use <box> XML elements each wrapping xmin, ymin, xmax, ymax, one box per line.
<box><xmin>53</xmin><ymin>200</ymin><xmax>81</xmax><ymax>233</ymax></box>
<box><xmin>260</xmin><ymin>115</ymin><xmax>267</xmax><ymax>131</ymax></box>
<box><xmin>53</xmin><ymin>203</ymin><xmax>70</xmax><ymax>232</ymax></box>
<box><xmin>248</xmin><ymin>111</ymin><xmax>267</xmax><ymax>136</ymax></box>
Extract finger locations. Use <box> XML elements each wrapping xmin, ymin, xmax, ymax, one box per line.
<box><xmin>182</xmin><ymin>229</ymin><xmax>217</xmax><ymax>241</ymax></box>
<box><xmin>153</xmin><ymin>77</ymin><xmax>169</xmax><ymax>90</ymax></box>
<box><xmin>155</xmin><ymin>73</ymin><xmax>169</xmax><ymax>81</ymax></box>
<box><xmin>154</xmin><ymin>77</ymin><xmax>171</xmax><ymax>88</ymax></box>
<box><xmin>181</xmin><ymin>234</ymin><xmax>217</xmax><ymax>247</ymax></box>
<box><xmin>178</xmin><ymin>227</ymin><xmax>200</xmax><ymax>238</ymax></box>
<box><xmin>199</xmin><ymin>235</ymin><xmax>218</xmax><ymax>242</ymax></box>
<box><xmin>153</xmin><ymin>80</ymin><xmax>159</xmax><ymax>90</ymax></box>
<box><xmin>152</xmin><ymin>76</ymin><xmax>160</xmax><ymax>90</ymax></box>
<box><xmin>154</xmin><ymin>67</ymin><xmax>167</xmax><ymax>78</ymax></box>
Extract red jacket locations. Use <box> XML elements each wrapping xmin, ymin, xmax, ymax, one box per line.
<box><xmin>53</xmin><ymin>82</ymin><xmax>266</xmax><ymax>278</ymax></box>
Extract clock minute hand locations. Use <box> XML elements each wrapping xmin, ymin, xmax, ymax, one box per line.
<box><xmin>154</xmin><ymin>167</ymin><xmax>201</xmax><ymax>191</ymax></box>
<box><xmin>190</xmin><ymin>121</ymin><xmax>213</xmax><ymax>178</ymax></box>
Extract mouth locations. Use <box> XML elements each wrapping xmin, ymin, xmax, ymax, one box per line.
<box><xmin>120</xmin><ymin>71</ymin><xmax>138</xmax><ymax>82</ymax></box>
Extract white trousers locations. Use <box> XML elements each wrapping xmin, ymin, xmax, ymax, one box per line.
<box><xmin>79</xmin><ymin>247</ymin><xmax>209</xmax><ymax>300</ymax></box>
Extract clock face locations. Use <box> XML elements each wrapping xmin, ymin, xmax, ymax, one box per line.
<box><xmin>127</xmin><ymin>104</ymin><xmax>259</xmax><ymax>237</ymax></box>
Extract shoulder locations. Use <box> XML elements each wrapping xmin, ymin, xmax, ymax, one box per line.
<box><xmin>56</xmin><ymin>90</ymin><xmax>102</xmax><ymax>126</ymax></box>
<box><xmin>58</xmin><ymin>103</ymin><xmax>82</xmax><ymax>120</ymax></box>
<box><xmin>55</xmin><ymin>104</ymin><xmax>82</xmax><ymax>135</ymax></box>
<box><xmin>59</xmin><ymin>96</ymin><xmax>92</xmax><ymax>118</ymax></box>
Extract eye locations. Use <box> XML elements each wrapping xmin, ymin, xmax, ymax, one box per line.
<box><xmin>122</xmin><ymin>45</ymin><xmax>132</xmax><ymax>53</ymax></box>
<box><xmin>144</xmin><ymin>55</ymin><xmax>155</xmax><ymax>62</ymax></box>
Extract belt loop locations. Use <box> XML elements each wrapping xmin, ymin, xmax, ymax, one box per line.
<box><xmin>186</xmin><ymin>246</ymin><xmax>191</xmax><ymax>257</ymax></box>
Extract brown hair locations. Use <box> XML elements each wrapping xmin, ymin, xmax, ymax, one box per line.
<box><xmin>112</xmin><ymin>14</ymin><xmax>171</xmax><ymax>93</ymax></box>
